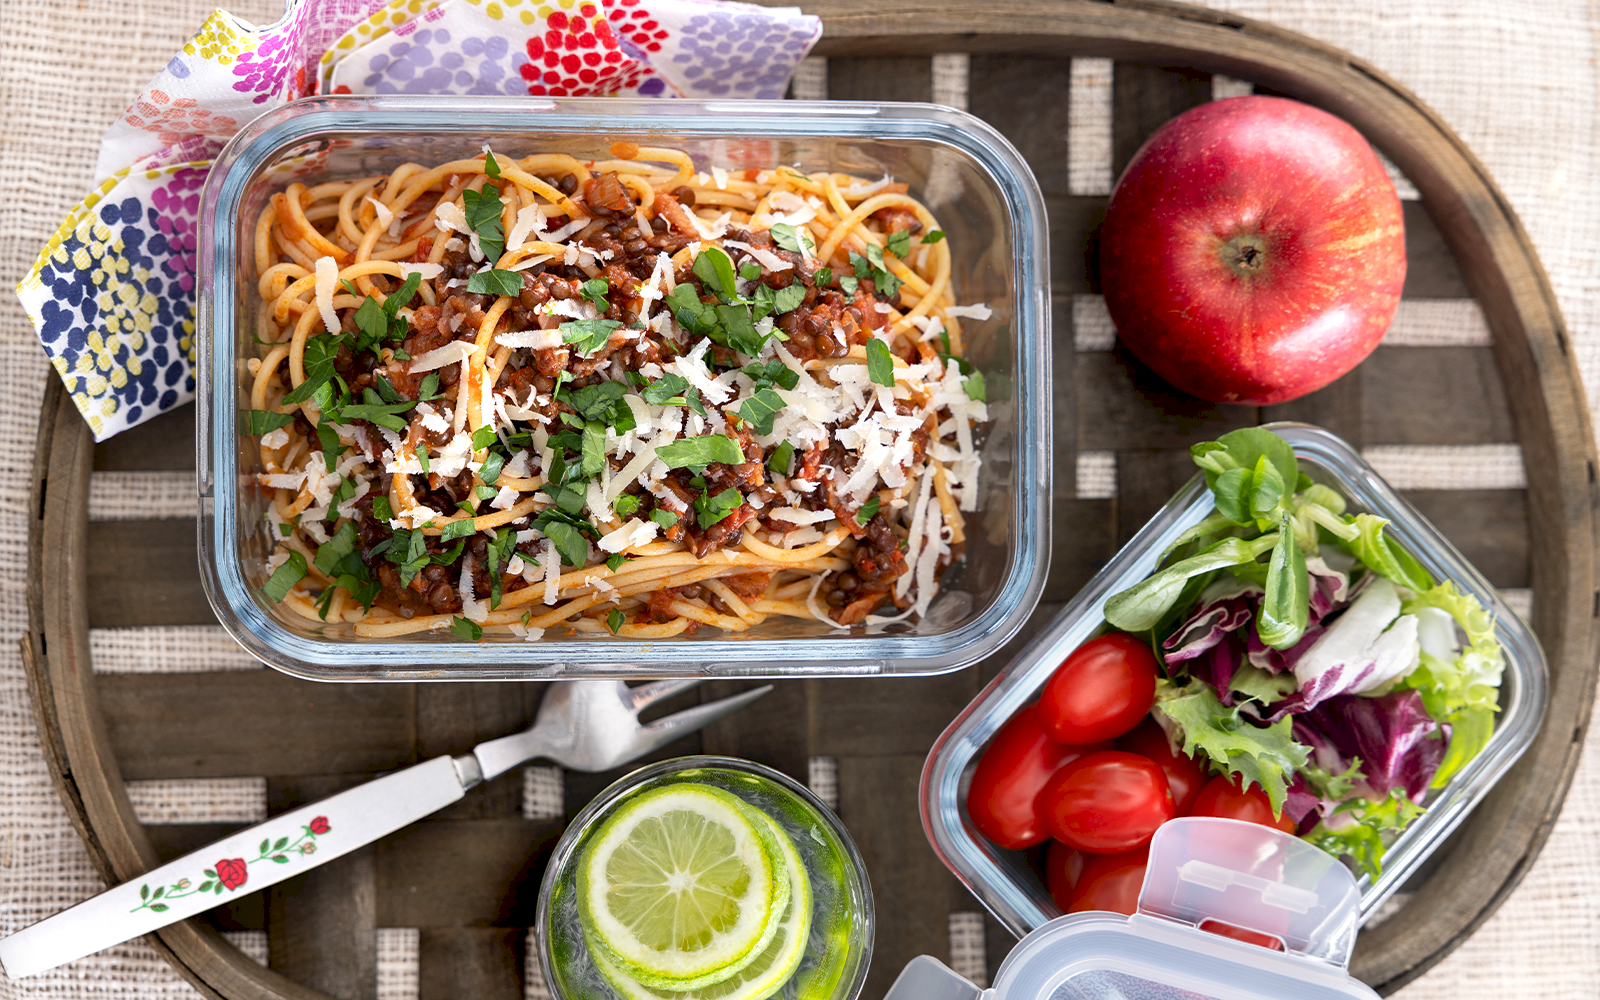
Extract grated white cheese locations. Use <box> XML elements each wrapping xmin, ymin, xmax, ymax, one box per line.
<box><xmin>397</xmin><ymin>262</ymin><xmax>444</xmax><ymax>281</ymax></box>
<box><xmin>313</xmin><ymin>256</ymin><xmax>340</xmax><ymax>335</ymax></box>
<box><xmin>490</xmin><ymin>485</ymin><xmax>519</xmax><ymax>510</ymax></box>
<box><xmin>260</xmin><ymin>427</ymin><xmax>290</xmax><ymax>450</ymax></box>
<box><xmin>597</xmin><ymin>518</ymin><xmax>660</xmax><ymax>553</ymax></box>
<box><xmin>769</xmin><ymin>507</ymin><xmax>835</xmax><ymax>526</ymax></box>
<box><xmin>364</xmin><ymin>194</ymin><xmax>394</xmax><ymax>229</ymax></box>
<box><xmin>543</xmin><ymin>538</ymin><xmax>561</xmax><ymax>605</ymax></box>
<box><xmin>944</xmin><ymin>303</ymin><xmax>993</xmax><ymax>321</ymax></box>
<box><xmin>460</xmin><ymin>555</ymin><xmax>487</xmax><ymax>623</ymax></box>
<box><xmin>507</xmin><ymin>204</ymin><xmax>547</xmax><ymax>250</ymax></box>
<box><xmin>496</xmin><ymin>328</ymin><xmax>563</xmax><ymax>350</ymax></box>
<box><xmin>409</xmin><ymin>339</ymin><xmax>478</xmax><ymax>373</ymax></box>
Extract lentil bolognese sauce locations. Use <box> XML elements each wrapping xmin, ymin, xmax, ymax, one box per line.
<box><xmin>243</xmin><ymin>142</ymin><xmax>991</xmax><ymax>640</ymax></box>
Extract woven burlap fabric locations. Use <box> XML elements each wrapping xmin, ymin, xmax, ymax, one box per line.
<box><xmin>1</xmin><ymin>0</ymin><xmax>1597</xmax><ymax>996</ymax></box>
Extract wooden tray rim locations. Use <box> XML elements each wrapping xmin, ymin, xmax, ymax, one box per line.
<box><xmin>24</xmin><ymin>1</ymin><xmax>1600</xmax><ymax>996</ymax></box>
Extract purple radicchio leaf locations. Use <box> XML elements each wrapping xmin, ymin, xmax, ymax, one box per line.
<box><xmin>1247</xmin><ymin>620</ymin><xmax>1326</xmax><ymax>677</ymax></box>
<box><xmin>1306</xmin><ymin>554</ymin><xmax>1350</xmax><ymax>620</ymax></box>
<box><xmin>1163</xmin><ymin>592</ymin><xmax>1255</xmax><ymax>666</ymax></box>
<box><xmin>1187</xmin><ymin>633</ymin><xmax>1246</xmax><ymax>706</ymax></box>
<box><xmin>1297</xmin><ymin>690</ymin><xmax>1445</xmax><ymax>801</ymax></box>
<box><xmin>1260</xmin><ymin>577</ymin><xmax>1419</xmax><ymax>721</ymax></box>
<box><xmin>1284</xmin><ymin>770</ymin><xmax>1327</xmax><ymax>834</ymax></box>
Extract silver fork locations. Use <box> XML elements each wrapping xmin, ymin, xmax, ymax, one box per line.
<box><xmin>0</xmin><ymin>679</ymin><xmax>771</xmax><ymax>980</ymax></box>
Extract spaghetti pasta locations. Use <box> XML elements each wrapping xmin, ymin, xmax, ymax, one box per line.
<box><xmin>242</xmin><ymin>144</ymin><xmax>991</xmax><ymax>639</ymax></box>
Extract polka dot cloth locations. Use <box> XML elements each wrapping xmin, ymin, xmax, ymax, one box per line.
<box><xmin>20</xmin><ymin>0</ymin><xmax>820</xmax><ymax>440</ymax></box>
<box><xmin>19</xmin><ymin>163</ymin><xmax>207</xmax><ymax>440</ymax></box>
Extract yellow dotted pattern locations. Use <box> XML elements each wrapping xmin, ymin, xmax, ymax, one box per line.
<box><xmin>319</xmin><ymin>0</ymin><xmax>442</xmax><ymax>89</ymax></box>
<box><xmin>180</xmin><ymin>10</ymin><xmax>257</xmax><ymax>66</ymax></box>
<box><xmin>20</xmin><ymin>163</ymin><xmax>203</xmax><ymax>439</ymax></box>
<box><xmin>461</xmin><ymin>0</ymin><xmax>580</xmax><ymax>20</ymax></box>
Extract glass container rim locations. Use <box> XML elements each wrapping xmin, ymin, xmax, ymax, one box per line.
<box><xmin>919</xmin><ymin>421</ymin><xmax>1548</xmax><ymax>936</ymax></box>
<box><xmin>534</xmin><ymin>753</ymin><xmax>875</xmax><ymax>1000</ymax></box>
<box><xmin>194</xmin><ymin>97</ymin><xmax>1053</xmax><ymax>679</ymax></box>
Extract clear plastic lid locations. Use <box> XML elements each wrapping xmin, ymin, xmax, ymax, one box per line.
<box><xmin>885</xmin><ymin>818</ymin><xmax>1381</xmax><ymax>1000</ymax></box>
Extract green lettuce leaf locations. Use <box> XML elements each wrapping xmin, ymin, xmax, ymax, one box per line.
<box><xmin>1396</xmin><ymin>581</ymin><xmax>1504</xmax><ymax>786</ymax></box>
<box><xmin>1153</xmin><ymin>679</ymin><xmax>1310</xmax><ymax>816</ymax></box>
<box><xmin>1343</xmin><ymin>513</ymin><xmax>1433</xmax><ymax>592</ymax></box>
<box><xmin>1104</xmin><ymin>534</ymin><xmax>1277</xmax><ymax>632</ymax></box>
<box><xmin>1303</xmin><ymin>789</ymin><xmax>1426</xmax><ymax>881</ymax></box>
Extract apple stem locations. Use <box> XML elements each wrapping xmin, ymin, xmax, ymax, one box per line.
<box><xmin>1223</xmin><ymin>234</ymin><xmax>1269</xmax><ymax>276</ymax></box>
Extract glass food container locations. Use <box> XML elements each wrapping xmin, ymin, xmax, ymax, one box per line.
<box><xmin>885</xmin><ymin>817</ymin><xmax>1382</xmax><ymax>1000</ymax></box>
<box><xmin>535</xmin><ymin>756</ymin><xmax>873</xmax><ymax>1000</ymax></box>
<box><xmin>919</xmin><ymin>422</ymin><xmax>1547</xmax><ymax>933</ymax></box>
<box><xmin>194</xmin><ymin>96</ymin><xmax>1051</xmax><ymax>680</ymax></box>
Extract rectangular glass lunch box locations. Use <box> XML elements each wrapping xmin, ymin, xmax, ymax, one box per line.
<box><xmin>919</xmin><ymin>422</ymin><xmax>1547</xmax><ymax>930</ymax></box>
<box><xmin>194</xmin><ymin>96</ymin><xmax>1052</xmax><ymax>680</ymax></box>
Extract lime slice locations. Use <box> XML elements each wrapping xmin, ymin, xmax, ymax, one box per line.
<box><xmin>578</xmin><ymin>783</ymin><xmax>790</xmax><ymax>989</ymax></box>
<box><xmin>591</xmin><ymin>804</ymin><xmax>814</xmax><ymax>1000</ymax></box>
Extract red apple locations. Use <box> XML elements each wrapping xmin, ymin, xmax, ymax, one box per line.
<box><xmin>1098</xmin><ymin>95</ymin><xmax>1405</xmax><ymax>406</ymax></box>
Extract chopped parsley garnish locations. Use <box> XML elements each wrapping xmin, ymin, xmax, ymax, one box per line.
<box><xmin>650</xmin><ymin>508</ymin><xmax>679</xmax><ymax>529</ymax></box>
<box><xmin>441</xmin><ymin>518</ymin><xmax>478</xmax><ymax>541</ymax></box>
<box><xmin>483</xmin><ymin>149</ymin><xmax>501</xmax><ymax>179</ymax></box>
<box><xmin>737</xmin><ymin>387</ymin><xmax>786</xmax><ymax>435</ymax></box>
<box><xmin>416</xmin><ymin>444</ymin><xmax>431</xmax><ymax>475</ymax></box>
<box><xmin>613</xmin><ymin>494</ymin><xmax>642</xmax><ymax>516</ymax></box>
<box><xmin>471</xmin><ymin>426</ymin><xmax>498</xmax><ymax>451</ymax></box>
<box><xmin>965</xmin><ymin>369</ymin><xmax>987</xmax><ymax>402</ymax></box>
<box><xmin>466</xmin><ymin>268</ymin><xmax>521</xmax><ymax>296</ymax></box>
<box><xmin>814</xmin><ymin>266</ymin><xmax>834</xmax><ymax>287</ymax></box>
<box><xmin>476</xmin><ymin>485</ymin><xmax>499</xmax><ymax>500</ymax></box>
<box><xmin>606</xmin><ymin>608</ymin><xmax>624</xmax><ymax>634</ymax></box>
<box><xmin>313</xmin><ymin>522</ymin><xmax>359</xmax><ymax>575</ymax></box>
<box><xmin>922</xmin><ymin>229</ymin><xmax>946</xmax><ymax>244</ymax></box>
<box><xmin>559</xmin><ymin>380</ymin><xmax>630</xmax><ymax>423</ymax></box>
<box><xmin>281</xmin><ymin>333</ymin><xmax>339</xmax><ymax>405</ymax></box>
<box><xmin>838</xmin><ymin>274</ymin><xmax>859</xmax><ymax>296</ymax></box>
<box><xmin>371</xmin><ymin>495</ymin><xmax>394</xmax><ymax>521</ymax></box>
<box><xmin>655</xmin><ymin>434</ymin><xmax>744</xmax><ymax>469</ymax></box>
<box><xmin>695</xmin><ymin>487</ymin><xmax>744</xmax><ymax>529</ymax></box>
<box><xmin>243</xmin><ymin>409</ymin><xmax>295</xmax><ymax>435</ymax></box>
<box><xmin>738</xmin><ymin>261</ymin><xmax>762</xmax><ymax>282</ymax></box>
<box><xmin>773</xmin><ymin>283</ymin><xmax>805</xmax><ymax>315</ymax></box>
<box><xmin>450</xmin><ymin>617</ymin><xmax>483</xmax><ymax>641</ymax></box>
<box><xmin>692</xmin><ymin>246</ymin><xmax>739</xmax><ymax>302</ymax></box>
<box><xmin>767</xmin><ymin>440</ymin><xmax>796</xmax><ymax>476</ymax></box>
<box><xmin>769</xmin><ymin>223</ymin><xmax>812</xmax><ymax>255</ymax></box>
<box><xmin>531</xmin><ymin>515</ymin><xmax>593</xmax><ymax>568</ymax></box>
<box><xmin>417</xmin><ymin>371</ymin><xmax>444</xmax><ymax>401</ymax></box>
<box><xmin>886</xmin><ymin>230</ymin><xmax>911</xmax><ymax>259</ymax></box>
<box><xmin>580</xmin><ymin>277</ymin><xmax>610</xmax><ymax>311</ymax></box>
<box><xmin>559</xmin><ymin>318</ymin><xmax>623</xmax><ymax>356</ymax></box>
<box><xmin>258</xmin><ymin>550</ymin><xmax>308</xmax><ymax>603</ymax></box>
<box><xmin>479</xmin><ymin>450</ymin><xmax>505</xmax><ymax>486</ymax></box>
<box><xmin>867</xmin><ymin>338</ymin><xmax>896</xmax><ymax>387</ymax></box>
<box><xmin>461</xmin><ymin>185</ymin><xmax>505</xmax><ymax>261</ymax></box>
<box><xmin>316</xmin><ymin>423</ymin><xmax>342</xmax><ymax>471</ymax></box>
<box><xmin>606</xmin><ymin>552</ymin><xmax>627</xmax><ymax>572</ymax></box>
<box><xmin>742</xmin><ymin>360</ymin><xmax>800</xmax><ymax>391</ymax></box>
<box><xmin>485</xmin><ymin>528</ymin><xmax>519</xmax><ymax>609</ymax></box>
<box><xmin>856</xmin><ymin>494</ymin><xmax>881</xmax><ymax>525</ymax></box>
<box><xmin>642</xmin><ymin>372</ymin><xmax>692</xmax><ymax>405</ymax></box>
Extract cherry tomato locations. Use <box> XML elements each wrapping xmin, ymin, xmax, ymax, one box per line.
<box><xmin>1039</xmin><ymin>751</ymin><xmax>1176</xmax><ymax>853</ymax></box>
<box><xmin>1116</xmin><ymin>716</ymin><xmax>1208</xmax><ymax>816</ymax></box>
<box><xmin>1039</xmin><ymin>633</ymin><xmax>1159</xmax><ymax>745</ymax></box>
<box><xmin>1190</xmin><ymin>774</ymin><xmax>1296</xmax><ymax>834</ymax></box>
<box><xmin>967</xmin><ymin>705</ymin><xmax>1110</xmax><ymax>849</ymax></box>
<box><xmin>1200</xmin><ymin>920</ymin><xmax>1285</xmax><ymax>951</ymax></box>
<box><xmin>1067</xmin><ymin>847</ymin><xmax>1150</xmax><ymax>915</ymax></box>
<box><xmin>1044</xmin><ymin>839</ymin><xmax>1085</xmax><ymax>911</ymax></box>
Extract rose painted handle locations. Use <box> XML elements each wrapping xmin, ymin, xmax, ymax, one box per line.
<box><xmin>0</xmin><ymin>755</ymin><xmax>471</xmax><ymax>978</ymax></box>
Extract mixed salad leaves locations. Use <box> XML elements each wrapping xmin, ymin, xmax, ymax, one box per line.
<box><xmin>1103</xmin><ymin>428</ymin><xmax>1505</xmax><ymax>878</ymax></box>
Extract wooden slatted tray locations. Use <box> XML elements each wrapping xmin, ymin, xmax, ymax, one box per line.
<box><xmin>24</xmin><ymin>2</ymin><xmax>1600</xmax><ymax>998</ymax></box>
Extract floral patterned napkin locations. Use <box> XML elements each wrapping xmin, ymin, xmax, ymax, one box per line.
<box><xmin>17</xmin><ymin>0</ymin><xmax>821</xmax><ymax>441</ymax></box>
